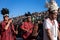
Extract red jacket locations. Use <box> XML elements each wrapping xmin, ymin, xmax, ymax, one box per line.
<box><xmin>0</xmin><ymin>21</ymin><xmax>16</xmax><ymax>40</ymax></box>
<box><xmin>21</xmin><ymin>22</ymin><xmax>33</xmax><ymax>39</ymax></box>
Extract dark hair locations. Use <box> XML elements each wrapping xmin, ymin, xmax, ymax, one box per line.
<box><xmin>1</xmin><ymin>8</ymin><xmax>9</xmax><ymax>15</ymax></box>
<box><xmin>25</xmin><ymin>13</ymin><xmax>32</xmax><ymax>20</ymax></box>
<box><xmin>25</xmin><ymin>13</ymin><xmax>31</xmax><ymax>17</ymax></box>
<box><xmin>23</xmin><ymin>18</ymin><xmax>28</xmax><ymax>22</ymax></box>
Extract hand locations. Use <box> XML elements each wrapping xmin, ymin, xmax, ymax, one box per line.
<box><xmin>15</xmin><ymin>31</ymin><xmax>18</xmax><ymax>34</ymax></box>
<box><xmin>26</xmin><ymin>29</ymin><xmax>30</xmax><ymax>32</ymax></box>
<box><xmin>4</xmin><ymin>19</ymin><xmax>12</xmax><ymax>30</ymax></box>
<box><xmin>8</xmin><ymin>19</ymin><xmax>12</xmax><ymax>24</ymax></box>
<box><xmin>58</xmin><ymin>36</ymin><xmax>60</xmax><ymax>40</ymax></box>
<box><xmin>27</xmin><ymin>30</ymin><xmax>29</xmax><ymax>32</ymax></box>
<box><xmin>34</xmin><ymin>33</ymin><xmax>38</xmax><ymax>36</ymax></box>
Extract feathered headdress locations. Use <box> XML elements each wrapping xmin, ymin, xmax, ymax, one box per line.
<box><xmin>46</xmin><ymin>0</ymin><xmax>59</xmax><ymax>11</ymax></box>
<box><xmin>1</xmin><ymin>8</ymin><xmax>9</xmax><ymax>17</ymax></box>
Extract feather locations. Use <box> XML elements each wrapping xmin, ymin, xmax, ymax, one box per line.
<box><xmin>1</xmin><ymin>8</ymin><xmax>9</xmax><ymax>15</ymax></box>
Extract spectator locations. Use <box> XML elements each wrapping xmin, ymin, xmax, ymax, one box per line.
<box><xmin>38</xmin><ymin>20</ymin><xmax>43</xmax><ymax>40</ymax></box>
<box><xmin>0</xmin><ymin>8</ymin><xmax>18</xmax><ymax>40</ymax></box>
<box><xmin>31</xmin><ymin>21</ymin><xmax>38</xmax><ymax>40</ymax></box>
<box><xmin>20</xmin><ymin>13</ymin><xmax>34</xmax><ymax>40</ymax></box>
<box><xmin>43</xmin><ymin>0</ymin><xmax>60</xmax><ymax>40</ymax></box>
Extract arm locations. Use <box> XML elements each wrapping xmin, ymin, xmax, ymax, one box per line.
<box><xmin>4</xmin><ymin>22</ymin><xmax>10</xmax><ymax>30</ymax></box>
<box><xmin>58</xmin><ymin>27</ymin><xmax>60</xmax><ymax>40</ymax></box>
<box><xmin>20</xmin><ymin>22</ymin><xmax>28</xmax><ymax>32</ymax></box>
<box><xmin>5</xmin><ymin>19</ymin><xmax>12</xmax><ymax>30</ymax></box>
<box><xmin>45</xmin><ymin>29</ymin><xmax>53</xmax><ymax>40</ymax></box>
<box><xmin>43</xmin><ymin>19</ymin><xmax>53</xmax><ymax>40</ymax></box>
<box><xmin>12</xmin><ymin>24</ymin><xmax>18</xmax><ymax>34</ymax></box>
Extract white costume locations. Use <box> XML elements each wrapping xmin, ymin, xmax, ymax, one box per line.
<box><xmin>43</xmin><ymin>18</ymin><xmax>58</xmax><ymax>40</ymax></box>
<box><xmin>43</xmin><ymin>0</ymin><xmax>59</xmax><ymax>40</ymax></box>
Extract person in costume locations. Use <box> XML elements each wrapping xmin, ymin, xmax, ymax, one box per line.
<box><xmin>43</xmin><ymin>0</ymin><xmax>60</xmax><ymax>40</ymax></box>
<box><xmin>0</xmin><ymin>8</ymin><xmax>18</xmax><ymax>40</ymax></box>
<box><xmin>20</xmin><ymin>13</ymin><xmax>34</xmax><ymax>40</ymax></box>
<box><xmin>0</xmin><ymin>22</ymin><xmax>1</xmax><ymax>40</ymax></box>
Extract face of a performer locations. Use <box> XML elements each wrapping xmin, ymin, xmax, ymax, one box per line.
<box><xmin>4</xmin><ymin>16</ymin><xmax>9</xmax><ymax>21</ymax></box>
<box><xmin>51</xmin><ymin>11</ymin><xmax>58</xmax><ymax>20</ymax></box>
<box><xmin>27</xmin><ymin>16</ymin><xmax>31</xmax><ymax>22</ymax></box>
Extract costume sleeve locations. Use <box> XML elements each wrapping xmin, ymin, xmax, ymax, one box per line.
<box><xmin>20</xmin><ymin>22</ymin><xmax>27</xmax><ymax>31</ymax></box>
<box><xmin>20</xmin><ymin>22</ymin><xmax>25</xmax><ymax>29</ymax></box>
<box><xmin>1</xmin><ymin>22</ymin><xmax>6</xmax><ymax>32</ymax></box>
<box><xmin>11</xmin><ymin>24</ymin><xmax>16</xmax><ymax>34</ymax></box>
<box><xmin>12</xmin><ymin>24</ymin><xmax>15</xmax><ymax>31</ymax></box>
<box><xmin>0</xmin><ymin>22</ymin><xmax>1</xmax><ymax>34</ymax></box>
<box><xmin>43</xmin><ymin>20</ymin><xmax>51</xmax><ymax>29</ymax></box>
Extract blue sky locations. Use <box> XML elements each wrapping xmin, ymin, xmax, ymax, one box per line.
<box><xmin>0</xmin><ymin>0</ymin><xmax>60</xmax><ymax>21</ymax></box>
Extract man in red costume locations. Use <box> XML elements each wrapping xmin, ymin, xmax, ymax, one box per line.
<box><xmin>0</xmin><ymin>22</ymin><xmax>1</xmax><ymax>40</ymax></box>
<box><xmin>20</xmin><ymin>13</ymin><xmax>34</xmax><ymax>40</ymax></box>
<box><xmin>0</xmin><ymin>8</ymin><xmax>18</xmax><ymax>40</ymax></box>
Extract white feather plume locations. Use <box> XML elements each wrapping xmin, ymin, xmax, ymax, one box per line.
<box><xmin>46</xmin><ymin>0</ymin><xmax>59</xmax><ymax>11</ymax></box>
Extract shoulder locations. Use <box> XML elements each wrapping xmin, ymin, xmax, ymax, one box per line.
<box><xmin>0</xmin><ymin>21</ymin><xmax>6</xmax><ymax>26</ymax></box>
<box><xmin>44</xmin><ymin>18</ymin><xmax>50</xmax><ymax>23</ymax></box>
<box><xmin>54</xmin><ymin>20</ymin><xmax>58</xmax><ymax>27</ymax></box>
<box><xmin>0</xmin><ymin>21</ymin><xmax>3</xmax><ymax>27</ymax></box>
<box><xmin>54</xmin><ymin>20</ymin><xmax>58</xmax><ymax>24</ymax></box>
<box><xmin>22</xmin><ymin>22</ymin><xmax>28</xmax><ymax>26</ymax></box>
<box><xmin>23</xmin><ymin>22</ymin><xmax>28</xmax><ymax>24</ymax></box>
<box><xmin>43</xmin><ymin>18</ymin><xmax>51</xmax><ymax>29</ymax></box>
<box><xmin>0</xmin><ymin>21</ymin><xmax>3</xmax><ymax>25</ymax></box>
